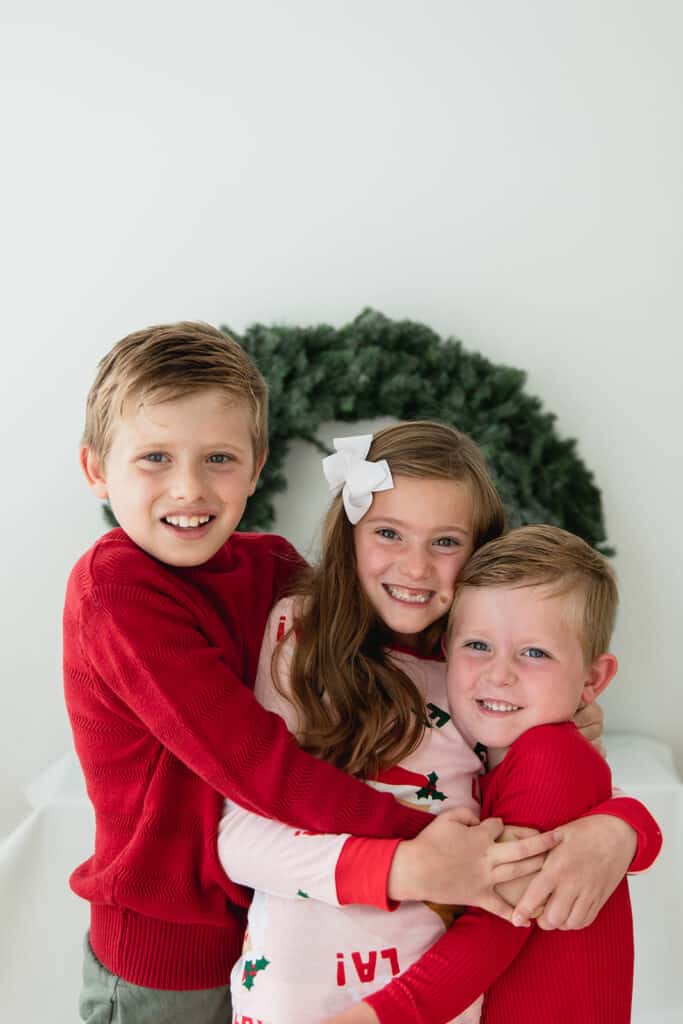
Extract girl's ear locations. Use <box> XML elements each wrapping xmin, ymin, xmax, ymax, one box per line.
<box><xmin>80</xmin><ymin>446</ymin><xmax>109</xmax><ymax>500</ymax></box>
<box><xmin>581</xmin><ymin>653</ymin><xmax>618</xmax><ymax>704</ymax></box>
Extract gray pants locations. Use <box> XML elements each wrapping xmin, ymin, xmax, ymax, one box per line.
<box><xmin>79</xmin><ymin>935</ymin><xmax>232</xmax><ymax>1024</ymax></box>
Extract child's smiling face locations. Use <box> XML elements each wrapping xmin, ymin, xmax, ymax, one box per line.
<box><xmin>446</xmin><ymin>582</ymin><xmax>614</xmax><ymax>760</ymax></box>
<box><xmin>81</xmin><ymin>388</ymin><xmax>264</xmax><ymax>567</ymax></box>
<box><xmin>353</xmin><ymin>475</ymin><xmax>474</xmax><ymax>649</ymax></box>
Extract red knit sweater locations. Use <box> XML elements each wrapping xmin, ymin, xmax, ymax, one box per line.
<box><xmin>63</xmin><ymin>529</ymin><xmax>430</xmax><ymax>990</ymax></box>
<box><xmin>366</xmin><ymin>723</ymin><xmax>643</xmax><ymax>1023</ymax></box>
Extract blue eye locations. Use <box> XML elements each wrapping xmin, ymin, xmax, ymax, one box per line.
<box><xmin>524</xmin><ymin>647</ymin><xmax>549</xmax><ymax>659</ymax></box>
<box><xmin>143</xmin><ymin>453</ymin><xmax>168</xmax><ymax>463</ymax></box>
<box><xmin>434</xmin><ymin>537</ymin><xmax>460</xmax><ymax>548</ymax></box>
<box><xmin>376</xmin><ymin>528</ymin><xmax>399</xmax><ymax>540</ymax></box>
<box><xmin>465</xmin><ymin>640</ymin><xmax>490</xmax><ymax>652</ymax></box>
<box><xmin>207</xmin><ymin>454</ymin><xmax>234</xmax><ymax>464</ymax></box>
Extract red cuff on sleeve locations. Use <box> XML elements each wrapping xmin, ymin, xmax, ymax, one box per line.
<box><xmin>336</xmin><ymin>836</ymin><xmax>402</xmax><ymax>911</ymax></box>
<box><xmin>583</xmin><ymin>795</ymin><xmax>663</xmax><ymax>873</ymax></box>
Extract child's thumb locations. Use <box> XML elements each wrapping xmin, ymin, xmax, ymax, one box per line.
<box><xmin>480</xmin><ymin>816</ymin><xmax>505</xmax><ymax>840</ymax></box>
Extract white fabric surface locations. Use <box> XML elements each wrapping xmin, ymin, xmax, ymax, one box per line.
<box><xmin>0</xmin><ymin>735</ymin><xmax>680</xmax><ymax>1023</ymax></box>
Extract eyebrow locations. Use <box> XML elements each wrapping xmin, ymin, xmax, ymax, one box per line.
<box><xmin>363</xmin><ymin>515</ymin><xmax>471</xmax><ymax>536</ymax></box>
<box><xmin>130</xmin><ymin>441</ymin><xmax>250</xmax><ymax>454</ymax></box>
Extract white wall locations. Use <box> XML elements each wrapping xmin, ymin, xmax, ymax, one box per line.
<box><xmin>1</xmin><ymin>0</ymin><xmax>681</xmax><ymax>836</ymax></box>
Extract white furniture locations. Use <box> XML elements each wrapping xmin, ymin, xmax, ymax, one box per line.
<box><xmin>0</xmin><ymin>735</ymin><xmax>680</xmax><ymax>1023</ymax></box>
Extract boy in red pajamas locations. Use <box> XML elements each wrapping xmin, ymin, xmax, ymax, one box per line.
<box><xmin>332</xmin><ymin>524</ymin><xmax>658</xmax><ymax>1024</ymax></box>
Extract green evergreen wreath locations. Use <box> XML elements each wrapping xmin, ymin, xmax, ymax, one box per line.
<box><xmin>228</xmin><ymin>309</ymin><xmax>611</xmax><ymax>553</ymax></box>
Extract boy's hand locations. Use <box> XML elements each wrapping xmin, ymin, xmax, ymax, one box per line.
<box><xmin>388</xmin><ymin>808</ymin><xmax>562</xmax><ymax>920</ymax></box>
<box><xmin>323</xmin><ymin>1002</ymin><xmax>379</xmax><ymax>1024</ymax></box>
<box><xmin>573</xmin><ymin>700</ymin><xmax>605</xmax><ymax>753</ymax></box>
<box><xmin>511</xmin><ymin>814</ymin><xmax>637</xmax><ymax>929</ymax></box>
<box><xmin>493</xmin><ymin>825</ymin><xmax>547</xmax><ymax>917</ymax></box>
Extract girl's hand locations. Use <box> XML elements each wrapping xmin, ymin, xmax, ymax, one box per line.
<box><xmin>323</xmin><ymin>1002</ymin><xmax>379</xmax><ymax>1024</ymax></box>
<box><xmin>388</xmin><ymin>807</ymin><xmax>561</xmax><ymax>920</ymax></box>
<box><xmin>510</xmin><ymin>814</ymin><xmax>637</xmax><ymax>929</ymax></box>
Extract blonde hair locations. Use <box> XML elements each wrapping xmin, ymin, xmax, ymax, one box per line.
<box><xmin>82</xmin><ymin>321</ymin><xmax>268</xmax><ymax>464</ymax></box>
<box><xmin>280</xmin><ymin>421</ymin><xmax>506</xmax><ymax>778</ymax></box>
<box><xmin>451</xmin><ymin>524</ymin><xmax>618</xmax><ymax>662</ymax></box>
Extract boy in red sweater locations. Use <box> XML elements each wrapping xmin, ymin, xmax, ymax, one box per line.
<box><xmin>66</xmin><ymin>322</ymin><xmax>563</xmax><ymax>1024</ymax></box>
<box><xmin>333</xmin><ymin>525</ymin><xmax>653</xmax><ymax>1024</ymax></box>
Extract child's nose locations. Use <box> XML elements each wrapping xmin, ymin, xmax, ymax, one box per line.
<box><xmin>399</xmin><ymin>548</ymin><xmax>431</xmax><ymax>581</ymax></box>
<box><xmin>485</xmin><ymin>655</ymin><xmax>516</xmax><ymax>688</ymax></box>
<box><xmin>168</xmin><ymin>464</ymin><xmax>206</xmax><ymax>502</ymax></box>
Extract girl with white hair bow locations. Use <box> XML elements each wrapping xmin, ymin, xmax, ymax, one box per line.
<box><xmin>218</xmin><ymin>421</ymin><xmax>651</xmax><ymax>1024</ymax></box>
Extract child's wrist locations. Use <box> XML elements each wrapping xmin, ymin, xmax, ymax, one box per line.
<box><xmin>386</xmin><ymin>837</ymin><xmax>422</xmax><ymax>902</ymax></box>
<box><xmin>590</xmin><ymin>813</ymin><xmax>638</xmax><ymax>865</ymax></box>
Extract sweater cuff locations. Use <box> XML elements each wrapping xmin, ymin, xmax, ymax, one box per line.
<box><xmin>336</xmin><ymin>836</ymin><xmax>402</xmax><ymax>910</ymax></box>
<box><xmin>583</xmin><ymin>796</ymin><xmax>663</xmax><ymax>873</ymax></box>
<box><xmin>364</xmin><ymin>982</ymin><xmax>416</xmax><ymax>1023</ymax></box>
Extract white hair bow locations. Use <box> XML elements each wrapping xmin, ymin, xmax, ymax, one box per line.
<box><xmin>321</xmin><ymin>434</ymin><xmax>394</xmax><ymax>525</ymax></box>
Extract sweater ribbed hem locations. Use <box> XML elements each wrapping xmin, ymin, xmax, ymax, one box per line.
<box><xmin>90</xmin><ymin>905</ymin><xmax>243</xmax><ymax>990</ymax></box>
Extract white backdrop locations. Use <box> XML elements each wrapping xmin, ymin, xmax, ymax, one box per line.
<box><xmin>1</xmin><ymin>0</ymin><xmax>682</xmax><ymax>842</ymax></box>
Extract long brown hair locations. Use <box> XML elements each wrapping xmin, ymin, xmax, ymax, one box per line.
<box><xmin>278</xmin><ymin>421</ymin><xmax>505</xmax><ymax>778</ymax></box>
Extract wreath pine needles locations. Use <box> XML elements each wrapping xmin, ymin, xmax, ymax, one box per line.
<box><xmin>228</xmin><ymin>309</ymin><xmax>611</xmax><ymax>554</ymax></box>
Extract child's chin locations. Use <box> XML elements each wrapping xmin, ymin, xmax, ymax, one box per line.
<box><xmin>137</xmin><ymin>534</ymin><xmax>224</xmax><ymax>568</ymax></box>
<box><xmin>474</xmin><ymin>717</ymin><xmax>525</xmax><ymax>748</ymax></box>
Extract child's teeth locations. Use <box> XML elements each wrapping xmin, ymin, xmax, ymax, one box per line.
<box><xmin>386</xmin><ymin>585</ymin><xmax>431</xmax><ymax>604</ymax></box>
<box><xmin>165</xmin><ymin>515</ymin><xmax>211</xmax><ymax>528</ymax></box>
<box><xmin>480</xmin><ymin>700</ymin><xmax>521</xmax><ymax>712</ymax></box>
